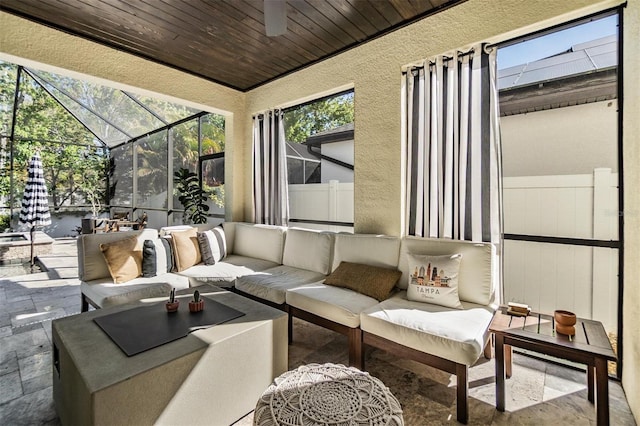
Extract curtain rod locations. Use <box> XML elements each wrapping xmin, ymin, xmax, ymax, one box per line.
<box><xmin>401</xmin><ymin>47</ymin><xmax>476</xmax><ymax>74</ymax></box>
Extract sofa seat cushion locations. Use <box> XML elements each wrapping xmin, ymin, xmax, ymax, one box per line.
<box><xmin>286</xmin><ymin>282</ymin><xmax>380</xmax><ymax>328</ymax></box>
<box><xmin>176</xmin><ymin>255</ymin><xmax>280</xmax><ymax>286</ymax></box>
<box><xmin>81</xmin><ymin>273</ymin><xmax>190</xmax><ymax>308</ymax></box>
<box><xmin>235</xmin><ymin>265</ymin><xmax>326</xmax><ymax>305</ymax></box>
<box><xmin>360</xmin><ymin>291</ymin><xmax>495</xmax><ymax>366</ymax></box>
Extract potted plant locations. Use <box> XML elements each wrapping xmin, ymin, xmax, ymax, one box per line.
<box><xmin>173</xmin><ymin>168</ymin><xmax>210</xmax><ymax>224</ymax></box>
<box><xmin>165</xmin><ymin>288</ymin><xmax>180</xmax><ymax>313</ymax></box>
<box><xmin>189</xmin><ymin>290</ymin><xmax>204</xmax><ymax>313</ymax></box>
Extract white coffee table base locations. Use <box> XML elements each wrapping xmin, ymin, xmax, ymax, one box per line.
<box><xmin>254</xmin><ymin>363</ymin><xmax>404</xmax><ymax>425</ymax></box>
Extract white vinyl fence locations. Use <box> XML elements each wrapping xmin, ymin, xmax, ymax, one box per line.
<box><xmin>503</xmin><ymin>168</ymin><xmax>619</xmax><ymax>332</ymax></box>
<box><xmin>288</xmin><ymin>181</ymin><xmax>354</xmax><ymax>232</ymax></box>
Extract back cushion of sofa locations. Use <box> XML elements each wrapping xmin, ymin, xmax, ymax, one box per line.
<box><xmin>399</xmin><ymin>236</ymin><xmax>495</xmax><ymax>306</ymax></box>
<box><xmin>233</xmin><ymin>223</ymin><xmax>286</xmax><ymax>264</ymax></box>
<box><xmin>331</xmin><ymin>234</ymin><xmax>400</xmax><ymax>271</ymax></box>
<box><xmin>282</xmin><ymin>228</ymin><xmax>334</xmax><ymax>275</ymax></box>
<box><xmin>221</xmin><ymin>222</ymin><xmax>237</xmax><ymax>254</ymax></box>
<box><xmin>78</xmin><ymin>228</ymin><xmax>158</xmax><ymax>282</ymax></box>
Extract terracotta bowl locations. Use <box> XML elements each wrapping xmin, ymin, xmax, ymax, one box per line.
<box><xmin>555</xmin><ymin>323</ymin><xmax>576</xmax><ymax>336</ymax></box>
<box><xmin>554</xmin><ymin>310</ymin><xmax>576</xmax><ymax>326</ymax></box>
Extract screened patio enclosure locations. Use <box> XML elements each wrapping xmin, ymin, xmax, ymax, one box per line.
<box><xmin>0</xmin><ymin>60</ymin><xmax>225</xmax><ymax>237</ymax></box>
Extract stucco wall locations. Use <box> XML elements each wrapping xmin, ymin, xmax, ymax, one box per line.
<box><xmin>245</xmin><ymin>0</ymin><xmax>626</xmax><ymax>236</ymax></box>
<box><xmin>622</xmin><ymin>0</ymin><xmax>640</xmax><ymax>421</ymax></box>
<box><xmin>501</xmin><ymin>101</ymin><xmax>618</xmax><ymax>176</ymax></box>
<box><xmin>0</xmin><ymin>12</ymin><xmax>246</xmax><ymax>223</ymax></box>
<box><xmin>1</xmin><ymin>0</ymin><xmax>639</xmax><ymax>420</ymax></box>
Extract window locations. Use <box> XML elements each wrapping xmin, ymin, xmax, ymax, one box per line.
<box><xmin>497</xmin><ymin>12</ymin><xmax>621</xmax><ymax>375</ymax></box>
<box><xmin>283</xmin><ymin>90</ymin><xmax>354</xmax><ymax>231</ymax></box>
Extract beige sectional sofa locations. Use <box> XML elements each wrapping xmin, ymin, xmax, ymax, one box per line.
<box><xmin>77</xmin><ymin>222</ymin><xmax>497</xmax><ymax>424</ymax></box>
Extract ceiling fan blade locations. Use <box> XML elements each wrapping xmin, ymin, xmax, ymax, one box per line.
<box><xmin>264</xmin><ymin>0</ymin><xmax>287</xmax><ymax>37</ymax></box>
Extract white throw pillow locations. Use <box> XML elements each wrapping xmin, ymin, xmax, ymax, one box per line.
<box><xmin>406</xmin><ymin>253</ymin><xmax>463</xmax><ymax>309</ymax></box>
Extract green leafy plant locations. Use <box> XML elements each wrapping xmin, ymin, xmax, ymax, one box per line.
<box><xmin>0</xmin><ymin>213</ymin><xmax>11</xmax><ymax>232</ymax></box>
<box><xmin>173</xmin><ymin>168</ymin><xmax>210</xmax><ymax>224</ymax></box>
<box><xmin>193</xmin><ymin>290</ymin><xmax>200</xmax><ymax>303</ymax></box>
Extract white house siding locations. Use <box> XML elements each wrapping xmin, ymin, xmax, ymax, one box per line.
<box><xmin>501</xmin><ymin>100</ymin><xmax>618</xmax><ymax>177</ymax></box>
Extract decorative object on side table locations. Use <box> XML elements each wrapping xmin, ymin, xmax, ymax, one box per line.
<box><xmin>165</xmin><ymin>288</ymin><xmax>179</xmax><ymax>313</ymax></box>
<box><xmin>189</xmin><ymin>290</ymin><xmax>204</xmax><ymax>313</ymax></box>
<box><xmin>507</xmin><ymin>301</ymin><xmax>530</xmax><ymax>317</ymax></box>
<box><xmin>554</xmin><ymin>309</ymin><xmax>576</xmax><ymax>336</ymax></box>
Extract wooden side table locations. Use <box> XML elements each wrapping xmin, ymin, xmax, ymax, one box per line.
<box><xmin>489</xmin><ymin>308</ymin><xmax>616</xmax><ymax>426</ymax></box>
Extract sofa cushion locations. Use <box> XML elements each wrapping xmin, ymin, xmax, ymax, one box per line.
<box><xmin>153</xmin><ymin>238</ymin><xmax>168</xmax><ymax>275</ymax></box>
<box><xmin>198</xmin><ymin>231</ymin><xmax>216</xmax><ymax>265</ymax></box>
<box><xmin>406</xmin><ymin>253</ymin><xmax>463</xmax><ymax>309</ymax></box>
<box><xmin>171</xmin><ymin>228</ymin><xmax>201</xmax><ymax>272</ymax></box>
<box><xmin>81</xmin><ymin>273</ymin><xmax>190</xmax><ymax>309</ymax></box>
<box><xmin>142</xmin><ymin>240</ymin><xmax>157</xmax><ymax>278</ymax></box>
<box><xmin>324</xmin><ymin>261</ymin><xmax>401</xmax><ymax>302</ymax></box>
<box><xmin>78</xmin><ymin>229</ymin><xmax>158</xmax><ymax>282</ymax></box>
<box><xmin>286</xmin><ymin>282</ymin><xmax>380</xmax><ymax>328</ymax></box>
<box><xmin>399</xmin><ymin>236</ymin><xmax>496</xmax><ymax>306</ymax></box>
<box><xmin>332</xmin><ymin>234</ymin><xmax>400</xmax><ymax>271</ymax></box>
<box><xmin>198</xmin><ymin>227</ymin><xmax>227</xmax><ymax>265</ymax></box>
<box><xmin>360</xmin><ymin>291</ymin><xmax>494</xmax><ymax>366</ymax></box>
<box><xmin>233</xmin><ymin>223</ymin><xmax>285</xmax><ymax>264</ymax></box>
<box><xmin>235</xmin><ymin>265</ymin><xmax>326</xmax><ymax>305</ymax></box>
<box><xmin>175</xmin><ymin>254</ymin><xmax>280</xmax><ymax>286</ymax></box>
<box><xmin>282</xmin><ymin>228</ymin><xmax>333</xmax><ymax>275</ymax></box>
<box><xmin>100</xmin><ymin>235</ymin><xmax>142</xmax><ymax>283</ymax></box>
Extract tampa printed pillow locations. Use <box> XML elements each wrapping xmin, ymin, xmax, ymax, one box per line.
<box><xmin>406</xmin><ymin>253</ymin><xmax>463</xmax><ymax>309</ymax></box>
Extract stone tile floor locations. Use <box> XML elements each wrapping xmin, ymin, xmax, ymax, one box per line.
<box><xmin>0</xmin><ymin>238</ymin><xmax>636</xmax><ymax>425</ymax></box>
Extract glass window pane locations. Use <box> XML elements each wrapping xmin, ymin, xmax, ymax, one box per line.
<box><xmin>29</xmin><ymin>69</ymin><xmax>166</xmax><ymax>144</ymax></box>
<box><xmin>201</xmin><ymin>156</ymin><xmax>224</xmax><ymax>217</ymax></box>
<box><xmin>126</xmin><ymin>93</ymin><xmax>200</xmax><ymax>124</ymax></box>
<box><xmin>136</xmin><ymin>132</ymin><xmax>168</xmax><ymax>209</ymax></box>
<box><xmin>139</xmin><ymin>209</ymin><xmax>167</xmax><ymax>230</ymax></box>
<box><xmin>287</xmin><ymin>158</ymin><xmax>304</xmax><ymax>184</ymax></box>
<box><xmin>15</xmin><ymin>73</ymin><xmax>96</xmax><ymax>145</ymax></box>
<box><xmin>305</xmin><ymin>161</ymin><xmax>321</xmax><ymax>183</ymax></box>
<box><xmin>111</xmin><ymin>144</ymin><xmax>133</xmax><ymax>206</ymax></box>
<box><xmin>172</xmin><ymin>119</ymin><xmax>199</xmax><ymax>209</ymax></box>
<box><xmin>0</xmin><ymin>61</ymin><xmax>18</xmax><ymax>137</ymax></box>
<box><xmin>200</xmin><ymin>114</ymin><xmax>225</xmax><ymax>155</ymax></box>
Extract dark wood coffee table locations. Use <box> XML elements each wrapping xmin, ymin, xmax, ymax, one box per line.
<box><xmin>489</xmin><ymin>307</ymin><xmax>616</xmax><ymax>426</ymax></box>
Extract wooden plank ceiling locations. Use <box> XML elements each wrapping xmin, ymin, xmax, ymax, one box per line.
<box><xmin>0</xmin><ymin>0</ymin><xmax>465</xmax><ymax>91</ymax></box>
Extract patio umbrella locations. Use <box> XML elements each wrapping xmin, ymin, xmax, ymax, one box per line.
<box><xmin>19</xmin><ymin>153</ymin><xmax>51</xmax><ymax>267</ymax></box>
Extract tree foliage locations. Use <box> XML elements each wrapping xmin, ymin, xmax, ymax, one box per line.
<box><xmin>0</xmin><ymin>63</ymin><xmax>108</xmax><ymax>216</ymax></box>
<box><xmin>0</xmin><ymin>60</ymin><xmax>226</xmax><ymax>223</ymax></box>
<box><xmin>284</xmin><ymin>92</ymin><xmax>354</xmax><ymax>143</ymax></box>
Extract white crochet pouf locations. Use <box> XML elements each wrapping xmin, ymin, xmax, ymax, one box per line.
<box><xmin>254</xmin><ymin>363</ymin><xmax>404</xmax><ymax>425</ymax></box>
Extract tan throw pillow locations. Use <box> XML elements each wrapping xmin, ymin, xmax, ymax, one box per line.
<box><xmin>171</xmin><ymin>228</ymin><xmax>201</xmax><ymax>272</ymax></box>
<box><xmin>324</xmin><ymin>261</ymin><xmax>401</xmax><ymax>302</ymax></box>
<box><xmin>100</xmin><ymin>236</ymin><xmax>142</xmax><ymax>284</ymax></box>
<box><xmin>406</xmin><ymin>253</ymin><xmax>463</xmax><ymax>309</ymax></box>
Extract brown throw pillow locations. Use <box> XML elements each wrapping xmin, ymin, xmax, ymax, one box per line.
<box><xmin>324</xmin><ymin>261</ymin><xmax>401</xmax><ymax>301</ymax></box>
<box><xmin>100</xmin><ymin>236</ymin><xmax>142</xmax><ymax>283</ymax></box>
<box><xmin>171</xmin><ymin>228</ymin><xmax>201</xmax><ymax>272</ymax></box>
